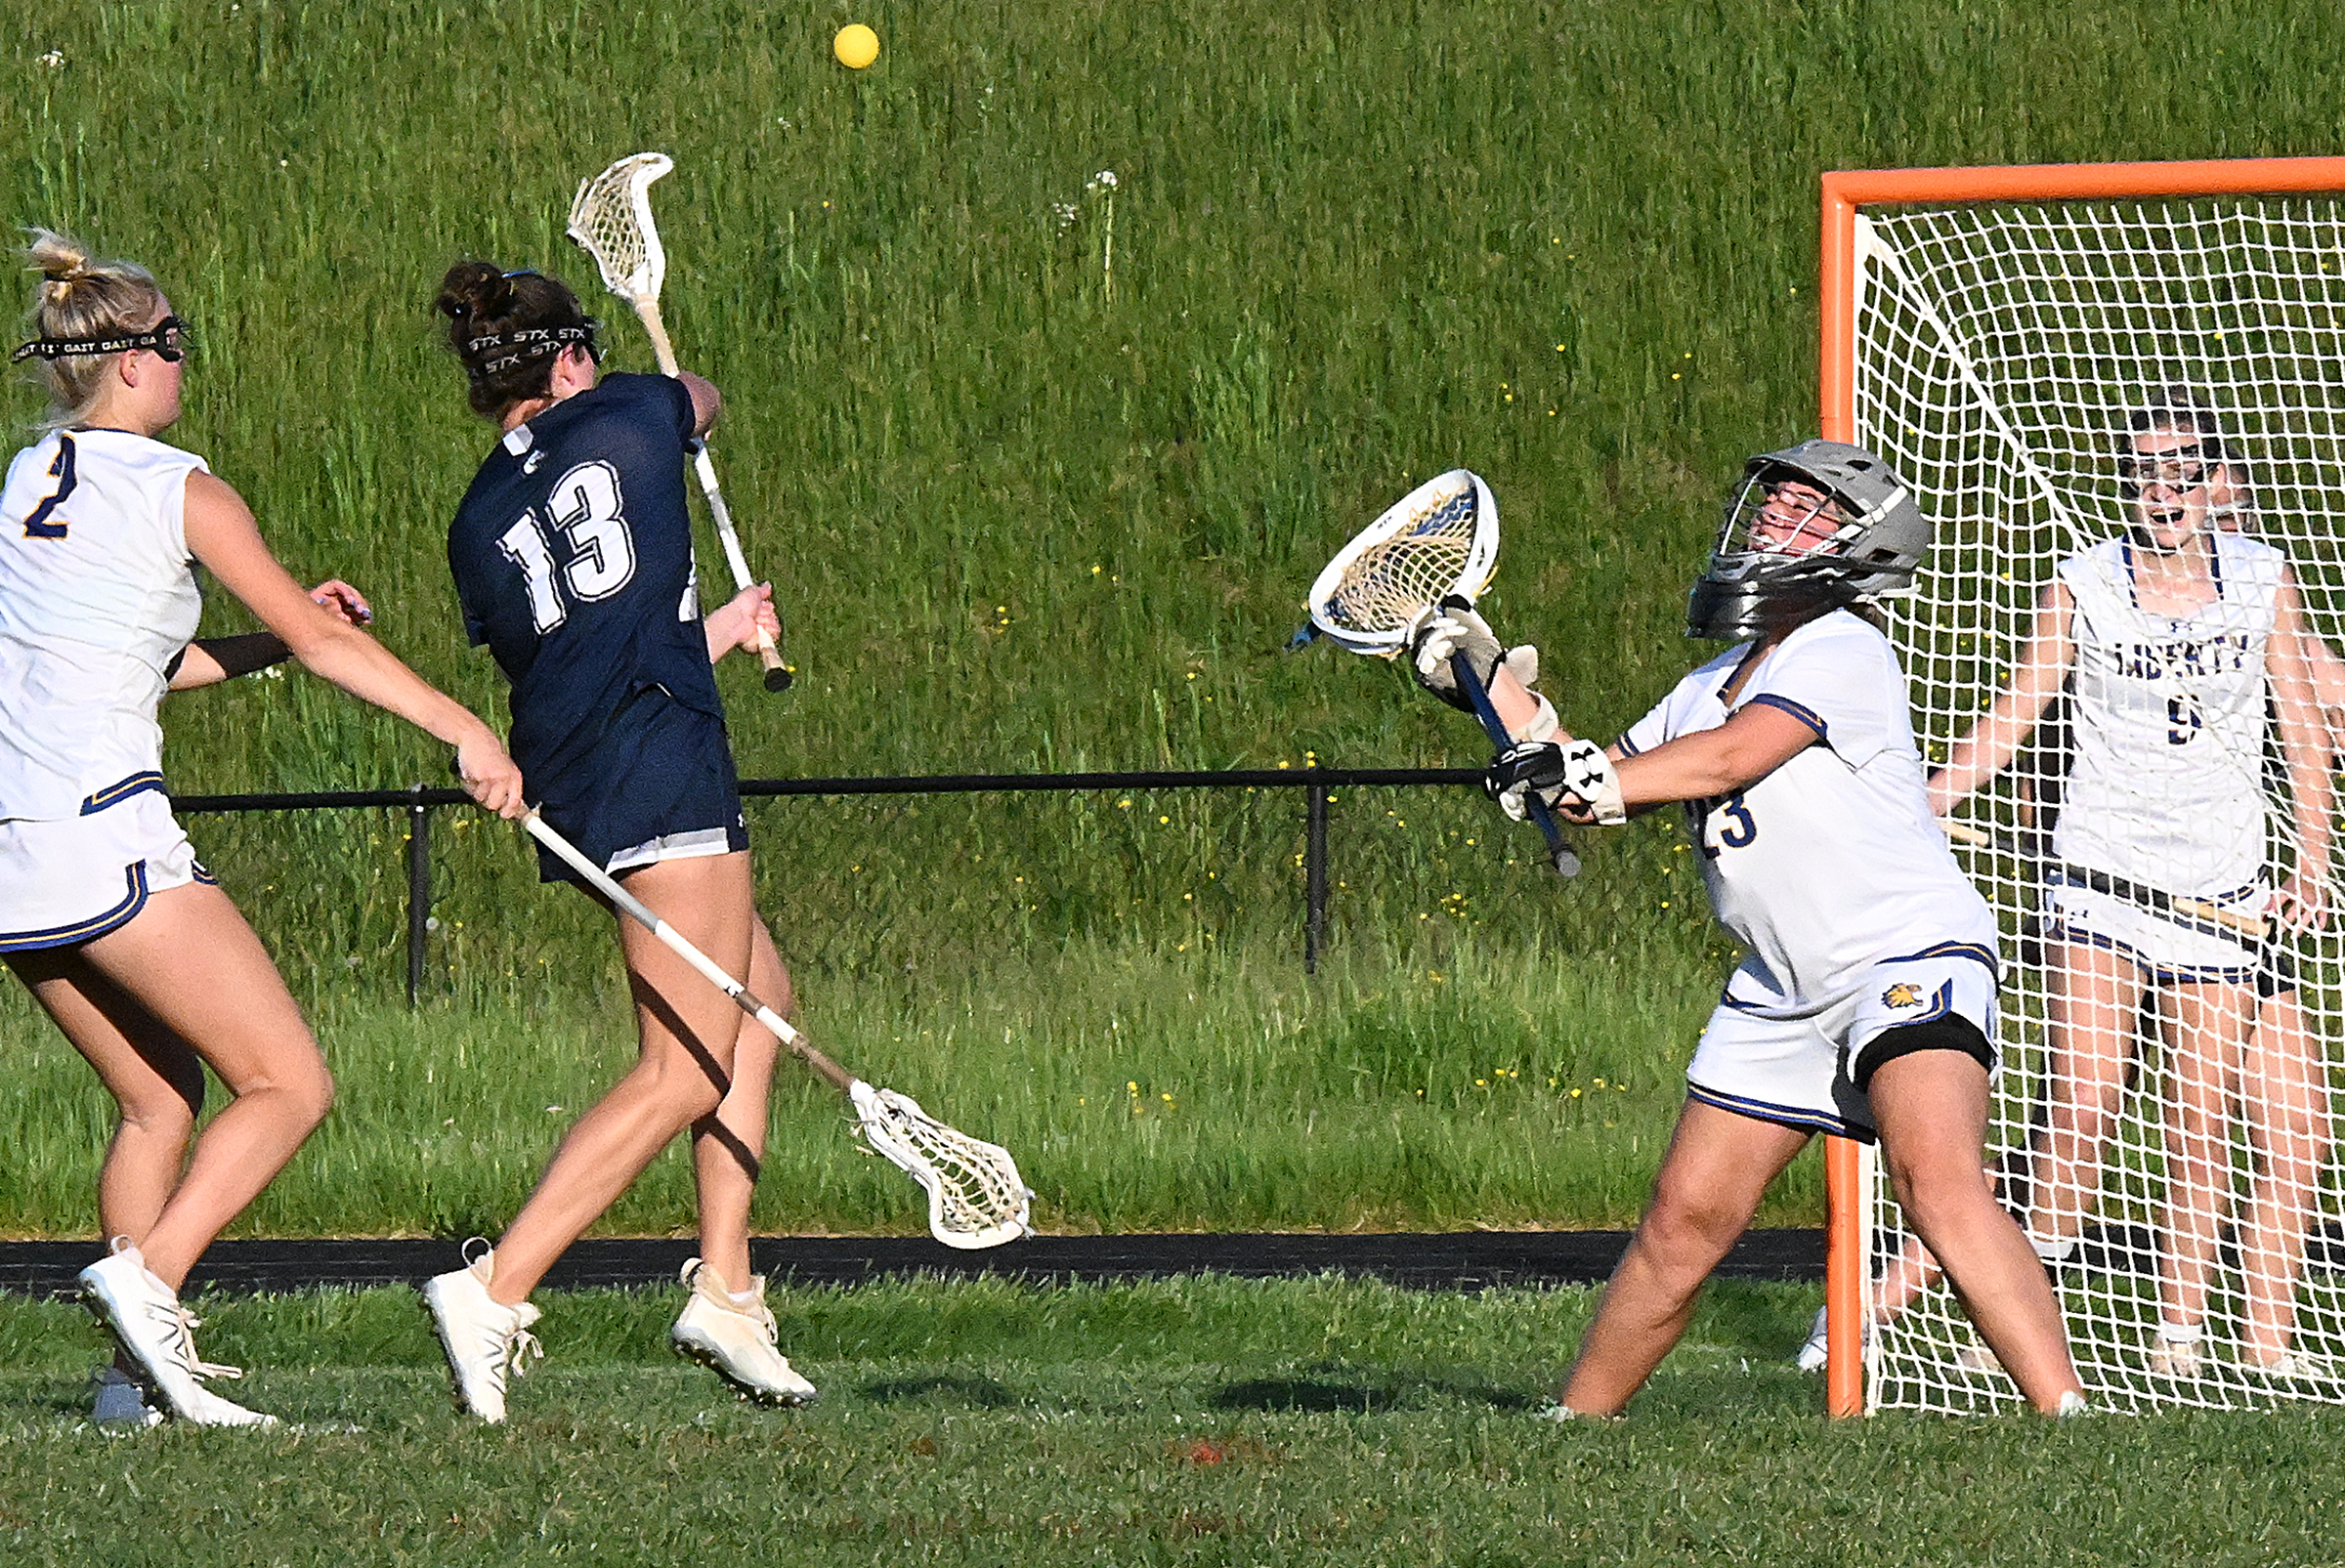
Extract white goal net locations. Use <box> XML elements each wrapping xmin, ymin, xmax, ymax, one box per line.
<box><xmin>1851</xmin><ymin>188</ymin><xmax>2345</xmax><ymax>1414</ymax></box>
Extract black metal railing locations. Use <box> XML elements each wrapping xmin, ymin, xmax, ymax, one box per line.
<box><xmin>173</xmin><ymin>766</ymin><xmax>1485</xmax><ymax>1003</ymax></box>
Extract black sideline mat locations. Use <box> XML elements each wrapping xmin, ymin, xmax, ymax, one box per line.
<box><xmin>0</xmin><ymin>1230</ymin><xmax>1823</xmax><ymax>1297</ymax></box>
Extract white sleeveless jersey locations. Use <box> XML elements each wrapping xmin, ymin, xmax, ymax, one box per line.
<box><xmin>2052</xmin><ymin>531</ymin><xmax>2279</xmax><ymax>898</ymax></box>
<box><xmin>1620</xmin><ymin>611</ymin><xmax>1998</xmax><ymax>1017</ymax></box>
<box><xmin>0</xmin><ymin>429</ymin><xmax>206</xmax><ymax>821</ymax></box>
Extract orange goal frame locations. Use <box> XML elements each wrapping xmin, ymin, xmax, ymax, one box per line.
<box><xmin>1817</xmin><ymin>153</ymin><xmax>2345</xmax><ymax>1417</ymax></box>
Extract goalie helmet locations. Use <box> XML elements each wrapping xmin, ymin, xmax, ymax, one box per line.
<box><xmin>1684</xmin><ymin>439</ymin><xmax>1930</xmax><ymax>641</ymax></box>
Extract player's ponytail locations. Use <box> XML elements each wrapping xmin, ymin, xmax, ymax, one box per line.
<box><xmin>435</xmin><ymin>262</ymin><xmax>600</xmax><ymax>420</ymax></box>
<box><xmin>17</xmin><ymin>228</ymin><xmax>165</xmax><ymax>432</ymax></box>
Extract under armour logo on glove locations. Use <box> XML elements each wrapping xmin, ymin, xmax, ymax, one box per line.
<box><xmin>1485</xmin><ymin>739</ymin><xmax>1626</xmax><ymax>826</ymax></box>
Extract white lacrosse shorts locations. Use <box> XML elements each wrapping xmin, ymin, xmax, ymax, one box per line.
<box><xmin>2038</xmin><ymin>873</ymin><xmax>2264</xmax><ymax>986</ymax></box>
<box><xmin>1684</xmin><ymin>945</ymin><xmax>2000</xmax><ymax>1144</ymax></box>
<box><xmin>0</xmin><ymin>783</ymin><xmax>212</xmax><ymax>953</ymax></box>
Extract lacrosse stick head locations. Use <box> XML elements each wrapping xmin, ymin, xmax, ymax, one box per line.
<box><xmin>849</xmin><ymin>1081</ymin><xmax>1035</xmax><ymax>1250</ymax></box>
<box><xmin>1305</xmin><ymin>470</ymin><xmax>1500</xmax><ymax>657</ymax></box>
<box><xmin>567</xmin><ymin>152</ymin><xmax>673</xmax><ymax>303</ymax></box>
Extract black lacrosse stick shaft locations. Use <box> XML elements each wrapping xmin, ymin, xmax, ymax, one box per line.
<box><xmin>1451</xmin><ymin>652</ymin><xmax>1580</xmax><ymax>878</ymax></box>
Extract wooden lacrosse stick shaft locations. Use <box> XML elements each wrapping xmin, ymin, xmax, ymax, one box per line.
<box><xmin>1939</xmin><ymin>818</ymin><xmax>2271</xmax><ymax>940</ymax></box>
<box><xmin>629</xmin><ymin>295</ymin><xmax>792</xmax><ymax>691</ymax></box>
<box><xmin>523</xmin><ymin>811</ymin><xmax>854</xmax><ymax>1091</ymax></box>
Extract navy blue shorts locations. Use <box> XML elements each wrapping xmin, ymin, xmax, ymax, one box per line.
<box><xmin>530</xmin><ymin>686</ymin><xmax>747</xmax><ymax>885</ymax></box>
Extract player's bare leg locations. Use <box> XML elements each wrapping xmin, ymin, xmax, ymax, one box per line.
<box><xmin>7</xmin><ymin>952</ymin><xmax>206</xmax><ymax>1252</ymax></box>
<box><xmin>2023</xmin><ymin>941</ymin><xmax>2146</xmax><ymax>1258</ymax></box>
<box><xmin>63</xmin><ymin>881</ymin><xmax>334</xmax><ymax>1290</ymax></box>
<box><xmin>2236</xmin><ymin>990</ymin><xmax>2330</xmax><ymax>1366</ymax></box>
<box><xmin>1868</xmin><ymin>1051</ymin><xmax>2081</xmax><ymax>1412</ymax></box>
<box><xmin>484</xmin><ymin>851</ymin><xmax>755</xmax><ymax>1305</ymax></box>
<box><xmin>1555</xmin><ymin>1100</ymin><xmax>1809</xmax><ymax>1416</ymax></box>
<box><xmin>690</xmin><ymin>917</ymin><xmax>793</xmax><ymax>1294</ymax></box>
<box><xmin>2153</xmin><ymin>981</ymin><xmax>2254</xmax><ymax>1342</ymax></box>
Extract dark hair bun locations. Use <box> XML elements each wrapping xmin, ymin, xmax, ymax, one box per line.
<box><xmin>434</xmin><ymin>261</ymin><xmax>515</xmax><ymax>324</ymax></box>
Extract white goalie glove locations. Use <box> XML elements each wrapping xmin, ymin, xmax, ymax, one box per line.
<box><xmin>1405</xmin><ymin>597</ymin><xmax>1540</xmax><ymax>714</ymax></box>
<box><xmin>1485</xmin><ymin>739</ymin><xmax>1627</xmax><ymax>826</ymax></box>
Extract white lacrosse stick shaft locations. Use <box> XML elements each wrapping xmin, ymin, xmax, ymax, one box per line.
<box><xmin>522</xmin><ymin>808</ymin><xmax>853</xmax><ymax>1088</ymax></box>
<box><xmin>523</xmin><ymin>810</ymin><xmax>1031</xmax><ymax>1249</ymax></box>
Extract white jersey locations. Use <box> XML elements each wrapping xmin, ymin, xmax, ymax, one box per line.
<box><xmin>2052</xmin><ymin>531</ymin><xmax>2281</xmax><ymax>898</ymax></box>
<box><xmin>1620</xmin><ymin>610</ymin><xmax>1998</xmax><ymax>1018</ymax></box>
<box><xmin>0</xmin><ymin>429</ymin><xmax>206</xmax><ymax>822</ymax></box>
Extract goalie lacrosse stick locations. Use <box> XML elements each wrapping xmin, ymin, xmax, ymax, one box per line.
<box><xmin>568</xmin><ymin>152</ymin><xmax>792</xmax><ymax>692</ymax></box>
<box><xmin>1305</xmin><ymin>469</ymin><xmax>1580</xmax><ymax>876</ymax></box>
<box><xmin>522</xmin><ymin>810</ymin><xmax>1034</xmax><ymax>1250</ymax></box>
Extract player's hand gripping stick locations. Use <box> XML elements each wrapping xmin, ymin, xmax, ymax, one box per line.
<box><xmin>1452</xmin><ymin>652</ymin><xmax>1580</xmax><ymax>878</ymax></box>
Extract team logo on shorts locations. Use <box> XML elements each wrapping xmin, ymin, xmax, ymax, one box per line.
<box><xmin>1882</xmin><ymin>982</ymin><xmax>1925</xmax><ymax>1009</ymax></box>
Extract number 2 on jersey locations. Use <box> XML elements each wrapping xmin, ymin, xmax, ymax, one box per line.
<box><xmin>20</xmin><ymin>433</ymin><xmax>77</xmax><ymax>539</ymax></box>
<box><xmin>496</xmin><ymin>459</ymin><xmax>638</xmax><ymax>634</ymax></box>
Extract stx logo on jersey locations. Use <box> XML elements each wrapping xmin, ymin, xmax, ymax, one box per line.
<box><xmin>1882</xmin><ymin>982</ymin><xmax>1925</xmax><ymax>1009</ymax></box>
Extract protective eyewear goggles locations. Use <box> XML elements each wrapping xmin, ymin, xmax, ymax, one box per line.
<box><xmin>12</xmin><ymin>314</ymin><xmax>192</xmax><ymax>364</ymax></box>
<box><xmin>2118</xmin><ymin>445</ymin><xmax>2220</xmax><ymax>491</ymax></box>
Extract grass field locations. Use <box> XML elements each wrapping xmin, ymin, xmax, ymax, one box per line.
<box><xmin>13</xmin><ymin>0</ymin><xmax>2345</xmax><ymax>1009</ymax></box>
<box><xmin>14</xmin><ymin>6</ymin><xmax>2345</xmax><ymax>1552</ymax></box>
<box><xmin>5</xmin><ymin>1277</ymin><xmax>2345</xmax><ymax>1566</ymax></box>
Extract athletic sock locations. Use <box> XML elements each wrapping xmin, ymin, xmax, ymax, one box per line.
<box><xmin>2027</xmin><ymin>1231</ymin><xmax>2077</xmax><ymax>1266</ymax></box>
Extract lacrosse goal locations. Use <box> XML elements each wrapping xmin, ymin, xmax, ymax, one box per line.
<box><xmin>1821</xmin><ymin>156</ymin><xmax>2345</xmax><ymax>1416</ymax></box>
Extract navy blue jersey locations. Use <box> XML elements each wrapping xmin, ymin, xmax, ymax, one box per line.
<box><xmin>448</xmin><ymin>373</ymin><xmax>726</xmax><ymax>797</ymax></box>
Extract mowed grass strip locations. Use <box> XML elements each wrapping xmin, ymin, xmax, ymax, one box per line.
<box><xmin>0</xmin><ymin>928</ymin><xmax>1803</xmax><ymax>1239</ymax></box>
<box><xmin>1</xmin><ymin>1278</ymin><xmax>2342</xmax><ymax>1566</ymax></box>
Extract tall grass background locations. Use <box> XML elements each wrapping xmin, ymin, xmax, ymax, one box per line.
<box><xmin>1</xmin><ymin>1</ymin><xmax>2340</xmax><ymax>1233</ymax></box>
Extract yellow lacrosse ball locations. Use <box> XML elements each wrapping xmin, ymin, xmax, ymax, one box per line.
<box><xmin>833</xmin><ymin>23</ymin><xmax>879</xmax><ymax>69</ymax></box>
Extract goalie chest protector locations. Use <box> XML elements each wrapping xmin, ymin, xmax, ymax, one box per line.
<box><xmin>2052</xmin><ymin>530</ymin><xmax>2280</xmax><ymax>899</ymax></box>
<box><xmin>447</xmin><ymin>372</ymin><xmax>722</xmax><ymax>789</ymax></box>
<box><xmin>1620</xmin><ymin>611</ymin><xmax>1997</xmax><ymax>1016</ymax></box>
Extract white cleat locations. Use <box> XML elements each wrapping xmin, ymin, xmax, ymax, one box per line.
<box><xmin>77</xmin><ymin>1243</ymin><xmax>277</xmax><ymax>1428</ymax></box>
<box><xmin>669</xmin><ymin>1258</ymin><xmax>818</xmax><ymax>1406</ymax></box>
<box><xmin>2145</xmin><ymin>1340</ymin><xmax>2205</xmax><ymax>1379</ymax></box>
<box><xmin>2247</xmin><ymin>1351</ymin><xmax>2336</xmax><ymax>1383</ymax></box>
<box><xmin>1795</xmin><ymin>1306</ymin><xmax>1828</xmax><ymax>1374</ymax></box>
<box><xmin>1529</xmin><ymin>1400</ymin><xmax>1620</xmax><ymax>1422</ymax></box>
<box><xmin>421</xmin><ymin>1242</ymin><xmax>541</xmax><ymax>1423</ymax></box>
<box><xmin>1794</xmin><ymin>1306</ymin><xmax>1879</xmax><ymax>1374</ymax></box>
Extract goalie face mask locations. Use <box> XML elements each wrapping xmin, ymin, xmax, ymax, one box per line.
<box><xmin>1685</xmin><ymin>439</ymin><xmax>1931</xmax><ymax>641</ymax></box>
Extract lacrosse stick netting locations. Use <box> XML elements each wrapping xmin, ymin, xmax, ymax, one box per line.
<box><xmin>1306</xmin><ymin>470</ymin><xmax>1500</xmax><ymax>656</ymax></box>
<box><xmin>568</xmin><ymin>152</ymin><xmax>670</xmax><ymax>317</ymax></box>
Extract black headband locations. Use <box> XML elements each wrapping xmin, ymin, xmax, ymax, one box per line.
<box><xmin>460</xmin><ymin>320</ymin><xmax>601</xmax><ymax>380</ymax></box>
<box><xmin>12</xmin><ymin>316</ymin><xmax>189</xmax><ymax>364</ymax></box>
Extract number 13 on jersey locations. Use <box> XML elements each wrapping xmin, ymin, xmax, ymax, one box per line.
<box><xmin>497</xmin><ymin>459</ymin><xmax>637</xmax><ymax>634</ymax></box>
